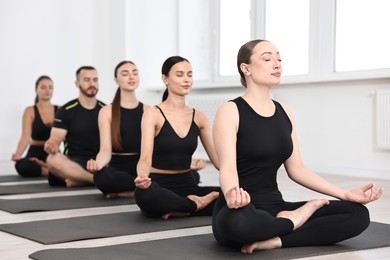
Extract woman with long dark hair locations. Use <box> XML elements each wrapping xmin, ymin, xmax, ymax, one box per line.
<box><xmin>134</xmin><ymin>56</ymin><xmax>220</xmax><ymax>219</ymax></box>
<box><xmin>12</xmin><ymin>75</ymin><xmax>58</xmax><ymax>177</ymax></box>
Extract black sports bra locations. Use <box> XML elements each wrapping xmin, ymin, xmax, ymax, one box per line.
<box><xmin>31</xmin><ymin>105</ymin><xmax>58</xmax><ymax>141</ymax></box>
<box><xmin>152</xmin><ymin>106</ymin><xmax>199</xmax><ymax>170</ymax></box>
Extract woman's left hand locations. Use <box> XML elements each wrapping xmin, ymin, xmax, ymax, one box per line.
<box><xmin>190</xmin><ymin>159</ymin><xmax>206</xmax><ymax>171</ymax></box>
<box><xmin>134</xmin><ymin>175</ymin><xmax>152</xmax><ymax>189</ymax></box>
<box><xmin>345</xmin><ymin>183</ymin><xmax>383</xmax><ymax>204</ymax></box>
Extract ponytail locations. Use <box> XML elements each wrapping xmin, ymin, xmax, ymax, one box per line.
<box><xmin>162</xmin><ymin>88</ymin><xmax>168</xmax><ymax>102</ymax></box>
<box><xmin>111</xmin><ymin>88</ymin><xmax>122</xmax><ymax>151</ymax></box>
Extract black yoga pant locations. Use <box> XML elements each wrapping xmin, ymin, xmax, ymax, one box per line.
<box><xmin>212</xmin><ymin>195</ymin><xmax>370</xmax><ymax>249</ymax></box>
<box><xmin>93</xmin><ymin>154</ymin><xmax>138</xmax><ymax>194</ymax></box>
<box><xmin>134</xmin><ymin>171</ymin><xmax>220</xmax><ymax>218</ymax></box>
<box><xmin>15</xmin><ymin>145</ymin><xmax>48</xmax><ymax>177</ymax></box>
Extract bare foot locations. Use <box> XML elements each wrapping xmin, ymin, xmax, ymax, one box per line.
<box><xmin>65</xmin><ymin>179</ymin><xmax>89</xmax><ymax>187</ymax></box>
<box><xmin>187</xmin><ymin>191</ymin><xmax>219</xmax><ymax>211</ymax></box>
<box><xmin>240</xmin><ymin>199</ymin><xmax>329</xmax><ymax>254</ymax></box>
<box><xmin>41</xmin><ymin>167</ymin><xmax>49</xmax><ymax>177</ymax></box>
<box><xmin>276</xmin><ymin>199</ymin><xmax>330</xmax><ymax>230</ymax></box>
<box><xmin>161</xmin><ymin>212</ymin><xmax>191</xmax><ymax>220</ymax></box>
<box><xmin>106</xmin><ymin>191</ymin><xmax>134</xmax><ymax>199</ymax></box>
<box><xmin>241</xmin><ymin>237</ymin><xmax>282</xmax><ymax>254</ymax></box>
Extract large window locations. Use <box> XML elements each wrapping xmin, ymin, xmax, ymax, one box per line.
<box><xmin>219</xmin><ymin>0</ymin><xmax>251</xmax><ymax>77</ymax></box>
<box><xmin>265</xmin><ymin>0</ymin><xmax>310</xmax><ymax>76</ymax></box>
<box><xmin>177</xmin><ymin>0</ymin><xmax>390</xmax><ymax>87</ymax></box>
<box><xmin>178</xmin><ymin>0</ymin><xmax>210</xmax><ymax>82</ymax></box>
<box><xmin>335</xmin><ymin>0</ymin><xmax>390</xmax><ymax>72</ymax></box>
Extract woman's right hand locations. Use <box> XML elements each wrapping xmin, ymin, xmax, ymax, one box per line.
<box><xmin>134</xmin><ymin>175</ymin><xmax>152</xmax><ymax>189</ymax></box>
<box><xmin>11</xmin><ymin>153</ymin><xmax>21</xmax><ymax>161</ymax></box>
<box><xmin>86</xmin><ymin>159</ymin><xmax>102</xmax><ymax>172</ymax></box>
<box><xmin>225</xmin><ymin>186</ymin><xmax>251</xmax><ymax>209</ymax></box>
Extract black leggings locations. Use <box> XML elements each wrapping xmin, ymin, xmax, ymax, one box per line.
<box><xmin>15</xmin><ymin>145</ymin><xmax>48</xmax><ymax>177</ymax></box>
<box><xmin>212</xmin><ymin>194</ymin><xmax>370</xmax><ymax>249</ymax></box>
<box><xmin>93</xmin><ymin>154</ymin><xmax>138</xmax><ymax>195</ymax></box>
<box><xmin>134</xmin><ymin>171</ymin><xmax>220</xmax><ymax>218</ymax></box>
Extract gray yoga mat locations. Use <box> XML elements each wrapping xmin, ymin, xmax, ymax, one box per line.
<box><xmin>0</xmin><ymin>182</ymin><xmax>95</xmax><ymax>195</ymax></box>
<box><xmin>0</xmin><ymin>211</ymin><xmax>211</xmax><ymax>244</ymax></box>
<box><xmin>29</xmin><ymin>222</ymin><xmax>390</xmax><ymax>260</ymax></box>
<box><xmin>0</xmin><ymin>194</ymin><xmax>135</xmax><ymax>213</ymax></box>
<box><xmin>0</xmin><ymin>175</ymin><xmax>46</xmax><ymax>182</ymax></box>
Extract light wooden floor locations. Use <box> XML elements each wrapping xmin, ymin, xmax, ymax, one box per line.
<box><xmin>0</xmin><ymin>160</ymin><xmax>389</xmax><ymax>260</ymax></box>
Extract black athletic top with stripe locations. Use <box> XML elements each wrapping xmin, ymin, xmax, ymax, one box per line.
<box><xmin>152</xmin><ymin>106</ymin><xmax>199</xmax><ymax>170</ymax></box>
<box><xmin>233</xmin><ymin>97</ymin><xmax>293</xmax><ymax>207</ymax></box>
<box><xmin>31</xmin><ymin>105</ymin><xmax>58</xmax><ymax>141</ymax></box>
<box><xmin>53</xmin><ymin>98</ymin><xmax>105</xmax><ymax>157</ymax></box>
<box><xmin>112</xmin><ymin>102</ymin><xmax>143</xmax><ymax>153</ymax></box>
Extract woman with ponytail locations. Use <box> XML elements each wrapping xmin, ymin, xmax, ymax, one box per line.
<box><xmin>87</xmin><ymin>61</ymin><xmax>145</xmax><ymax>198</ymax></box>
<box><xmin>12</xmin><ymin>76</ymin><xmax>59</xmax><ymax>177</ymax></box>
<box><xmin>134</xmin><ymin>56</ymin><xmax>220</xmax><ymax>219</ymax></box>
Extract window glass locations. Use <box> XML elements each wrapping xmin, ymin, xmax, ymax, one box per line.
<box><xmin>265</xmin><ymin>0</ymin><xmax>310</xmax><ymax>76</ymax></box>
<box><xmin>335</xmin><ymin>0</ymin><xmax>390</xmax><ymax>71</ymax></box>
<box><xmin>178</xmin><ymin>0</ymin><xmax>210</xmax><ymax>81</ymax></box>
<box><xmin>219</xmin><ymin>0</ymin><xmax>251</xmax><ymax>76</ymax></box>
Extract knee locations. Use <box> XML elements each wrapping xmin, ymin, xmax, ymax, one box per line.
<box><xmin>46</xmin><ymin>153</ymin><xmax>64</xmax><ymax>172</ymax></box>
<box><xmin>215</xmin><ymin>207</ymin><xmax>254</xmax><ymax>239</ymax></box>
<box><xmin>353</xmin><ymin>203</ymin><xmax>370</xmax><ymax>231</ymax></box>
<box><xmin>134</xmin><ymin>184</ymin><xmax>159</xmax><ymax>209</ymax></box>
<box><xmin>93</xmin><ymin>169</ymin><xmax>112</xmax><ymax>190</ymax></box>
<box><xmin>15</xmin><ymin>159</ymin><xmax>30</xmax><ymax>177</ymax></box>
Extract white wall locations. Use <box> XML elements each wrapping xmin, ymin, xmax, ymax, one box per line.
<box><xmin>0</xmin><ymin>0</ymin><xmax>388</xmax><ymax>179</ymax></box>
<box><xmin>0</xmin><ymin>0</ymin><xmax>125</xmax><ymax>160</ymax></box>
<box><xmin>123</xmin><ymin>0</ymin><xmax>178</xmax><ymax>104</ymax></box>
<box><xmin>273</xmin><ymin>79</ymin><xmax>390</xmax><ymax>179</ymax></box>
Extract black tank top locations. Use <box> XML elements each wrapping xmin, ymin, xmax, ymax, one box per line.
<box><xmin>152</xmin><ymin>106</ymin><xmax>199</xmax><ymax>170</ymax></box>
<box><xmin>233</xmin><ymin>97</ymin><xmax>293</xmax><ymax>197</ymax></box>
<box><xmin>31</xmin><ymin>105</ymin><xmax>58</xmax><ymax>141</ymax></box>
<box><xmin>112</xmin><ymin>103</ymin><xmax>143</xmax><ymax>153</ymax></box>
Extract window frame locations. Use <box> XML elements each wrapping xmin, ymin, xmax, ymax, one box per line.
<box><xmin>180</xmin><ymin>0</ymin><xmax>390</xmax><ymax>89</ymax></box>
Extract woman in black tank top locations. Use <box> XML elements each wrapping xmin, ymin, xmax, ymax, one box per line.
<box><xmin>87</xmin><ymin>61</ymin><xmax>208</xmax><ymax>199</ymax></box>
<box><xmin>12</xmin><ymin>76</ymin><xmax>59</xmax><ymax>177</ymax></box>
<box><xmin>86</xmin><ymin>61</ymin><xmax>144</xmax><ymax>198</ymax></box>
<box><xmin>134</xmin><ymin>56</ymin><xmax>220</xmax><ymax>219</ymax></box>
<box><xmin>212</xmin><ymin>40</ymin><xmax>382</xmax><ymax>253</ymax></box>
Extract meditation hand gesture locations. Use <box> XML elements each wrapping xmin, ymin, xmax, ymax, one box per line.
<box><xmin>345</xmin><ymin>183</ymin><xmax>383</xmax><ymax>204</ymax></box>
<box><xmin>134</xmin><ymin>175</ymin><xmax>152</xmax><ymax>189</ymax></box>
<box><xmin>190</xmin><ymin>159</ymin><xmax>206</xmax><ymax>171</ymax></box>
<box><xmin>86</xmin><ymin>159</ymin><xmax>103</xmax><ymax>173</ymax></box>
<box><xmin>11</xmin><ymin>153</ymin><xmax>21</xmax><ymax>161</ymax></box>
<box><xmin>44</xmin><ymin>140</ymin><xmax>59</xmax><ymax>154</ymax></box>
<box><xmin>225</xmin><ymin>187</ymin><xmax>251</xmax><ymax>209</ymax></box>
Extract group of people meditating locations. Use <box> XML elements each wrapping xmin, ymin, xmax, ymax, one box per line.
<box><xmin>11</xmin><ymin>39</ymin><xmax>382</xmax><ymax>254</ymax></box>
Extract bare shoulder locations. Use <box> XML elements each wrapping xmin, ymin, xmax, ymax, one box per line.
<box><xmin>194</xmin><ymin>108</ymin><xmax>207</xmax><ymax>120</ymax></box>
<box><xmin>278</xmin><ymin>101</ymin><xmax>294</xmax><ymax>118</ymax></box>
<box><xmin>142</xmin><ymin>103</ymin><xmax>151</xmax><ymax>110</ymax></box>
<box><xmin>216</xmin><ymin>101</ymin><xmax>237</xmax><ymax>117</ymax></box>
<box><xmin>142</xmin><ymin>105</ymin><xmax>161</xmax><ymax>120</ymax></box>
<box><xmin>100</xmin><ymin>104</ymin><xmax>112</xmax><ymax>113</ymax></box>
<box><xmin>24</xmin><ymin>106</ymin><xmax>34</xmax><ymax>116</ymax></box>
<box><xmin>144</xmin><ymin>104</ymin><xmax>159</xmax><ymax>114</ymax></box>
<box><xmin>98</xmin><ymin>104</ymin><xmax>112</xmax><ymax>121</ymax></box>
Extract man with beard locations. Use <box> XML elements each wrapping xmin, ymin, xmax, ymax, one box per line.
<box><xmin>44</xmin><ymin>66</ymin><xmax>105</xmax><ymax>187</ymax></box>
